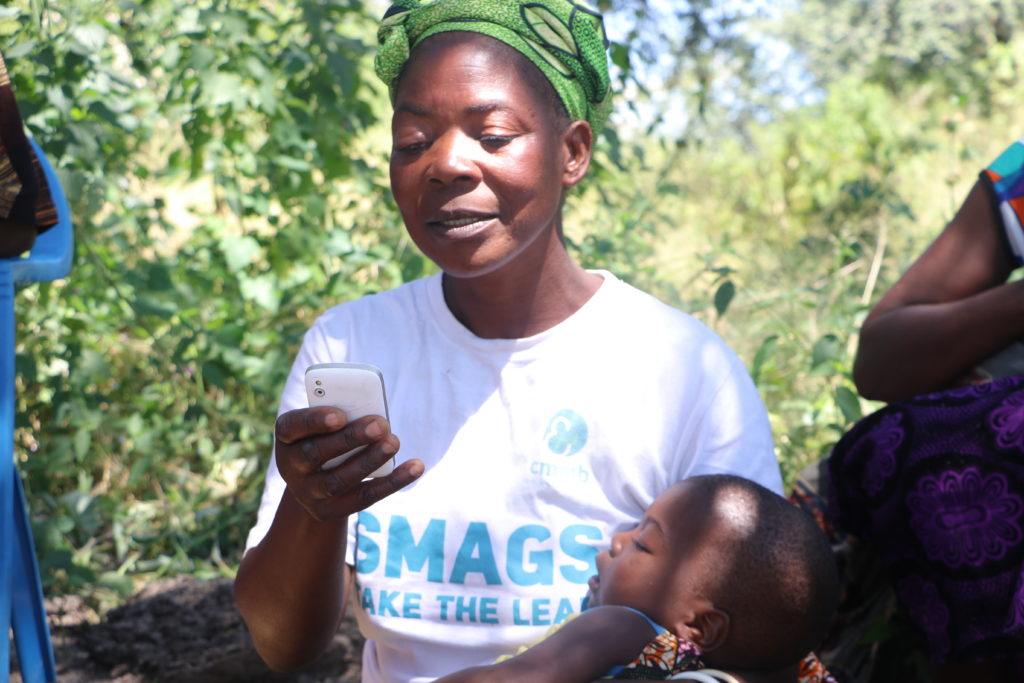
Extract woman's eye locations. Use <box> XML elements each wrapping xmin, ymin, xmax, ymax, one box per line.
<box><xmin>397</xmin><ymin>140</ymin><xmax>428</xmax><ymax>153</ymax></box>
<box><xmin>480</xmin><ymin>135</ymin><xmax>516</xmax><ymax>148</ymax></box>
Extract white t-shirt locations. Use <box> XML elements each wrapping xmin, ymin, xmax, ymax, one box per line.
<box><xmin>245</xmin><ymin>271</ymin><xmax>780</xmax><ymax>682</ymax></box>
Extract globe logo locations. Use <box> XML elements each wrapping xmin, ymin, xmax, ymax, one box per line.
<box><xmin>544</xmin><ymin>409</ymin><xmax>588</xmax><ymax>456</ymax></box>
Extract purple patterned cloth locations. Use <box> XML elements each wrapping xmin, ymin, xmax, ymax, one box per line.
<box><xmin>828</xmin><ymin>376</ymin><xmax>1024</xmax><ymax>664</ymax></box>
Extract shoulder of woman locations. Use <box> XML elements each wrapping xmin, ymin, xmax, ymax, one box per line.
<box><xmin>605</xmin><ymin>279</ymin><xmax>715</xmax><ymax>336</ymax></box>
<box><xmin>604</xmin><ymin>280</ymin><xmax>744</xmax><ymax>370</ymax></box>
<box><xmin>312</xmin><ymin>275</ymin><xmax>436</xmax><ymax>331</ymax></box>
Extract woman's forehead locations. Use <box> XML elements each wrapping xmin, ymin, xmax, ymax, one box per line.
<box><xmin>395</xmin><ymin>33</ymin><xmax>547</xmax><ymax>108</ymax></box>
<box><xmin>394</xmin><ymin>32</ymin><xmax>572</xmax><ymax>132</ymax></box>
<box><xmin>408</xmin><ymin>31</ymin><xmax>524</xmax><ymax>69</ymax></box>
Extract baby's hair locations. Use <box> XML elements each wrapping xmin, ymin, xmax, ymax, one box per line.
<box><xmin>684</xmin><ymin>475</ymin><xmax>839</xmax><ymax>670</ymax></box>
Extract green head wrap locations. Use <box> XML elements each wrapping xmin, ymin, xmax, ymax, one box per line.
<box><xmin>375</xmin><ymin>0</ymin><xmax>612</xmax><ymax>134</ymax></box>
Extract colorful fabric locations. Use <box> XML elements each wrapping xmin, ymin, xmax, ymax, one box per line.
<box><xmin>374</xmin><ymin>0</ymin><xmax>612</xmax><ymax>133</ymax></box>
<box><xmin>606</xmin><ymin>627</ymin><xmax>704</xmax><ymax>679</ymax></box>
<box><xmin>498</xmin><ymin>610</ymin><xmax>707</xmax><ymax>679</ymax></box>
<box><xmin>609</xmin><ymin>631</ymin><xmax>834</xmax><ymax>682</ymax></box>
<box><xmin>828</xmin><ymin>376</ymin><xmax>1024</xmax><ymax>667</ymax></box>
<box><xmin>982</xmin><ymin>137</ymin><xmax>1024</xmax><ymax>266</ymax></box>
<box><xmin>0</xmin><ymin>52</ymin><xmax>20</xmax><ymax>220</ymax></box>
<box><xmin>497</xmin><ymin>606</ymin><xmax>834</xmax><ymax>681</ymax></box>
<box><xmin>797</xmin><ymin>652</ymin><xmax>839</xmax><ymax>683</ymax></box>
<box><xmin>602</xmin><ymin>607</ymin><xmax>835</xmax><ymax>682</ymax></box>
<box><xmin>0</xmin><ymin>49</ymin><xmax>56</xmax><ymax>231</ymax></box>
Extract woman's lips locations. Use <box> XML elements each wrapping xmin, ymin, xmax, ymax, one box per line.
<box><xmin>426</xmin><ymin>214</ymin><xmax>498</xmax><ymax>237</ymax></box>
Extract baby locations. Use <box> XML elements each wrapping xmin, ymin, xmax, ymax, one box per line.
<box><xmin>437</xmin><ymin>474</ymin><xmax>839</xmax><ymax>683</ymax></box>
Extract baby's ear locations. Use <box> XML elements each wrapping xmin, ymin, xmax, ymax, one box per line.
<box><xmin>682</xmin><ymin>607</ymin><xmax>730</xmax><ymax>654</ymax></box>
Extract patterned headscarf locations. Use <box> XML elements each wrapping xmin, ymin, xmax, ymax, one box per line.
<box><xmin>375</xmin><ymin>0</ymin><xmax>612</xmax><ymax>134</ymax></box>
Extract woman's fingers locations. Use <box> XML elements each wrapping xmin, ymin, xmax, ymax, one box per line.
<box><xmin>280</xmin><ymin>413</ymin><xmax>392</xmax><ymax>474</ymax></box>
<box><xmin>300</xmin><ymin>457</ymin><xmax>423</xmax><ymax>521</ymax></box>
<box><xmin>328</xmin><ymin>459</ymin><xmax>425</xmax><ymax>513</ymax></box>
<box><xmin>314</xmin><ymin>435</ymin><xmax>401</xmax><ymax>499</ymax></box>
<box><xmin>274</xmin><ymin>407</ymin><xmax>420</xmax><ymax>521</ymax></box>
<box><xmin>275</xmin><ymin>406</ymin><xmax>348</xmax><ymax>445</ymax></box>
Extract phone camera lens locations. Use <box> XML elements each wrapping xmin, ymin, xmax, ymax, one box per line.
<box><xmin>314</xmin><ymin>387</ymin><xmax>326</xmax><ymax>397</ymax></box>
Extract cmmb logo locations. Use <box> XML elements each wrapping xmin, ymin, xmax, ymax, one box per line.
<box><xmin>544</xmin><ymin>409</ymin><xmax>588</xmax><ymax>456</ymax></box>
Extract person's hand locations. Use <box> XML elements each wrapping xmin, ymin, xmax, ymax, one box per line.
<box><xmin>274</xmin><ymin>406</ymin><xmax>424</xmax><ymax>522</ymax></box>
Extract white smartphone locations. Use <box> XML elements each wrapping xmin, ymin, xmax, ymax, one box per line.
<box><xmin>304</xmin><ymin>362</ymin><xmax>394</xmax><ymax>477</ymax></box>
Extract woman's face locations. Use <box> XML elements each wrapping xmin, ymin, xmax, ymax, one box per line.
<box><xmin>389</xmin><ymin>33</ymin><xmax>583</xmax><ymax>279</ymax></box>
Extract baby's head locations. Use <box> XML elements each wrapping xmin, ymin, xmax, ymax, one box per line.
<box><xmin>588</xmin><ymin>474</ymin><xmax>839</xmax><ymax>671</ymax></box>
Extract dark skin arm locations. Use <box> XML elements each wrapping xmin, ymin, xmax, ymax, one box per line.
<box><xmin>853</xmin><ymin>180</ymin><xmax>1024</xmax><ymax>401</ymax></box>
<box><xmin>233</xmin><ymin>406</ymin><xmax>424</xmax><ymax>672</ymax></box>
<box><xmin>434</xmin><ymin>606</ymin><xmax>656</xmax><ymax>683</ymax></box>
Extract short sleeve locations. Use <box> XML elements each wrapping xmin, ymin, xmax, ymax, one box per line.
<box><xmin>680</xmin><ymin>353</ymin><xmax>783</xmax><ymax>494</ymax></box>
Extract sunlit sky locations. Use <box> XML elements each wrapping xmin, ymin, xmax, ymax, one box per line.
<box><xmin>605</xmin><ymin>0</ymin><xmax>814</xmax><ymax>137</ymax></box>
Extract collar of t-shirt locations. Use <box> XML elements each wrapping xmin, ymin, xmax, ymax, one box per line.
<box><xmin>425</xmin><ymin>269</ymin><xmax>619</xmax><ymax>362</ymax></box>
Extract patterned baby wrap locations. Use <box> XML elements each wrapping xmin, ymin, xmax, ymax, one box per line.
<box><xmin>498</xmin><ymin>612</ymin><xmax>836</xmax><ymax>681</ymax></box>
<box><xmin>608</xmin><ymin>630</ymin><xmax>834</xmax><ymax>682</ymax></box>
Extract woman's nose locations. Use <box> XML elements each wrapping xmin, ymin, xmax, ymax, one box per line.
<box><xmin>426</xmin><ymin>131</ymin><xmax>479</xmax><ymax>186</ymax></box>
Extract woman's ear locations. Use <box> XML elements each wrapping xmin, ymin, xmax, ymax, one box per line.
<box><xmin>561</xmin><ymin>120</ymin><xmax>592</xmax><ymax>188</ymax></box>
<box><xmin>680</xmin><ymin>606</ymin><xmax>730</xmax><ymax>655</ymax></box>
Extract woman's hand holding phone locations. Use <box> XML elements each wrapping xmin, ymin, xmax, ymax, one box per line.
<box><xmin>274</xmin><ymin>406</ymin><xmax>423</xmax><ymax>522</ymax></box>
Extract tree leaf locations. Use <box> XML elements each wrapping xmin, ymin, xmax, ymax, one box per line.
<box><xmin>835</xmin><ymin>385</ymin><xmax>863</xmax><ymax>424</ymax></box>
<box><xmin>68</xmin><ymin>24</ymin><xmax>108</xmax><ymax>55</ymax></box>
<box><xmin>239</xmin><ymin>274</ymin><xmax>280</xmax><ymax>312</ymax></box>
<box><xmin>134</xmin><ymin>296</ymin><xmax>177</xmax><ymax>319</ymax></box>
<box><xmin>811</xmin><ymin>334</ymin><xmax>841</xmax><ymax>370</ymax></box>
<box><xmin>221</xmin><ymin>235</ymin><xmax>261</xmax><ymax>272</ymax></box>
<box><xmin>200</xmin><ymin>72</ymin><xmax>246</xmax><ymax>108</ymax></box>
<box><xmin>144</xmin><ymin>262</ymin><xmax>175</xmax><ymax>291</ymax></box>
<box><xmin>610</xmin><ymin>42</ymin><xmax>630</xmax><ymax>72</ymax></box>
<box><xmin>714</xmin><ymin>280</ymin><xmax>736</xmax><ymax>317</ymax></box>
<box><xmin>751</xmin><ymin>335</ymin><xmax>778</xmax><ymax>385</ymax></box>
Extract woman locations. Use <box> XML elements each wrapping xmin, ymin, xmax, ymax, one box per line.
<box><xmin>831</xmin><ymin>139</ymin><xmax>1024</xmax><ymax>680</ymax></box>
<box><xmin>234</xmin><ymin>2</ymin><xmax>781</xmax><ymax>681</ymax></box>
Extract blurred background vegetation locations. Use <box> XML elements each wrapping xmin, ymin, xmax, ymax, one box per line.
<box><xmin>3</xmin><ymin>0</ymin><xmax>1024</xmax><ymax>613</ymax></box>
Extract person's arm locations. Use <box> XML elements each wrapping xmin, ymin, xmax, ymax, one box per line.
<box><xmin>234</xmin><ymin>407</ymin><xmax>423</xmax><ymax>672</ymax></box>
<box><xmin>853</xmin><ymin>179</ymin><xmax>1024</xmax><ymax>401</ymax></box>
<box><xmin>434</xmin><ymin>606</ymin><xmax>656</xmax><ymax>683</ymax></box>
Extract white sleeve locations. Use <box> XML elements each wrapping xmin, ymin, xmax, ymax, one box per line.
<box><xmin>680</xmin><ymin>354</ymin><xmax>783</xmax><ymax>494</ymax></box>
<box><xmin>242</xmin><ymin>318</ymin><xmax>352</xmax><ymax>555</ymax></box>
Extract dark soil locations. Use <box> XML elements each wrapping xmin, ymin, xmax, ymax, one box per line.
<box><xmin>9</xmin><ymin>577</ymin><xmax>364</xmax><ymax>682</ymax></box>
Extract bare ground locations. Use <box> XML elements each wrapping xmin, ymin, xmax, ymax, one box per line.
<box><xmin>9</xmin><ymin>577</ymin><xmax>364</xmax><ymax>682</ymax></box>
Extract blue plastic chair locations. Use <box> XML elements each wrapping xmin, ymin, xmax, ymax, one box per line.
<box><xmin>1</xmin><ymin>139</ymin><xmax>72</xmax><ymax>683</ymax></box>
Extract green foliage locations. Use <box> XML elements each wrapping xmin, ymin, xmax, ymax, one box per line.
<box><xmin>781</xmin><ymin>0</ymin><xmax>1024</xmax><ymax>105</ymax></box>
<box><xmin>4</xmin><ymin>0</ymin><xmax>418</xmax><ymax>604</ymax></box>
